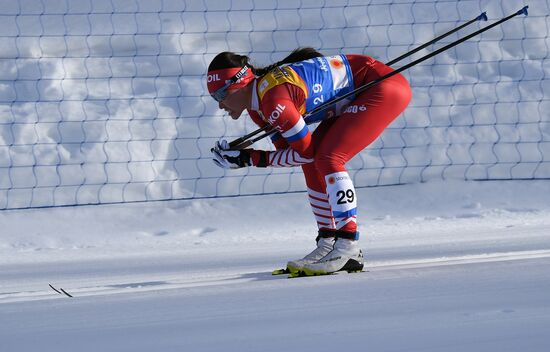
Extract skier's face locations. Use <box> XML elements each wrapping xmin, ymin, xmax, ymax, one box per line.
<box><xmin>218</xmin><ymin>84</ymin><xmax>251</xmax><ymax>120</ymax></box>
<box><xmin>207</xmin><ymin>65</ymin><xmax>254</xmax><ymax>120</ymax></box>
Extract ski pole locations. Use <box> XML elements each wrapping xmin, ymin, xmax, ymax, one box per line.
<box><xmin>386</xmin><ymin>11</ymin><xmax>487</xmax><ymax>66</ymax></box>
<box><xmin>228</xmin><ymin>12</ymin><xmax>487</xmax><ymax>149</ymax></box>
<box><xmin>228</xmin><ymin>12</ymin><xmax>489</xmax><ymax>150</ymax></box>
<box><xmin>231</xmin><ymin>6</ymin><xmax>528</xmax><ymax>150</ymax></box>
<box><xmin>329</xmin><ymin>6</ymin><xmax>529</xmax><ymax>114</ymax></box>
<box><xmin>228</xmin><ymin>124</ymin><xmax>271</xmax><ymax>149</ymax></box>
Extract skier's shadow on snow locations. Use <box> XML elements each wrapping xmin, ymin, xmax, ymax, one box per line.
<box><xmin>106</xmin><ymin>281</ymin><xmax>168</xmax><ymax>289</ymax></box>
<box><xmin>237</xmin><ymin>271</ymin><xmax>289</xmax><ymax>281</ymax></box>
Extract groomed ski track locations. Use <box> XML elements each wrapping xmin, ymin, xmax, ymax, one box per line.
<box><xmin>1</xmin><ymin>251</ymin><xmax>549</xmax><ymax>352</ymax></box>
<box><xmin>1</xmin><ymin>180</ymin><xmax>549</xmax><ymax>351</ymax></box>
<box><xmin>2</xmin><ymin>248</ymin><xmax>550</xmax><ymax>304</ymax></box>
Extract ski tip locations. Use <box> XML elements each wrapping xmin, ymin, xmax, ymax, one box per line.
<box><xmin>478</xmin><ymin>12</ymin><xmax>488</xmax><ymax>22</ymax></box>
<box><xmin>272</xmin><ymin>268</ymin><xmax>289</xmax><ymax>275</ymax></box>
<box><xmin>517</xmin><ymin>6</ymin><xmax>528</xmax><ymax>16</ymax></box>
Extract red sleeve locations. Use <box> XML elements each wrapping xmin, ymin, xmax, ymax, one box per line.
<box><xmin>259</xmin><ymin>84</ymin><xmax>314</xmax><ymax>158</ymax></box>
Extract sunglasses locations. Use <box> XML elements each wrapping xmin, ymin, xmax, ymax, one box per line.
<box><xmin>210</xmin><ymin>65</ymin><xmax>250</xmax><ymax>103</ymax></box>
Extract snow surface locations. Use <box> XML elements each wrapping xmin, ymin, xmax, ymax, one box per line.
<box><xmin>1</xmin><ymin>179</ymin><xmax>550</xmax><ymax>351</ymax></box>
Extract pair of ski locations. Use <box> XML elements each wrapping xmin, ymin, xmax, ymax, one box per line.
<box><xmin>271</xmin><ymin>267</ymin><xmax>363</xmax><ymax>278</ymax></box>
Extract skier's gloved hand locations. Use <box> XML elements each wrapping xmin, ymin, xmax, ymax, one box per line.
<box><xmin>212</xmin><ymin>139</ymin><xmax>252</xmax><ymax>169</ymax></box>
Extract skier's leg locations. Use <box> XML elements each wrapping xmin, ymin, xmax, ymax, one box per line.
<box><xmin>304</xmin><ymin>73</ymin><xmax>412</xmax><ymax>275</ymax></box>
<box><xmin>285</xmin><ymin>122</ymin><xmax>337</xmax><ymax>273</ymax></box>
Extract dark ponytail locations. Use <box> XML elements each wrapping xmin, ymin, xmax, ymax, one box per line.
<box><xmin>208</xmin><ymin>47</ymin><xmax>323</xmax><ymax>77</ymax></box>
<box><xmin>253</xmin><ymin>47</ymin><xmax>323</xmax><ymax>76</ymax></box>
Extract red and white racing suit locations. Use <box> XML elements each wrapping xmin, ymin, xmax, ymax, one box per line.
<box><xmin>247</xmin><ymin>55</ymin><xmax>412</xmax><ymax>237</ymax></box>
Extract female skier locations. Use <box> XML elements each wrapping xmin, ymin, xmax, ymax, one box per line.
<box><xmin>207</xmin><ymin>48</ymin><xmax>412</xmax><ymax>276</ymax></box>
